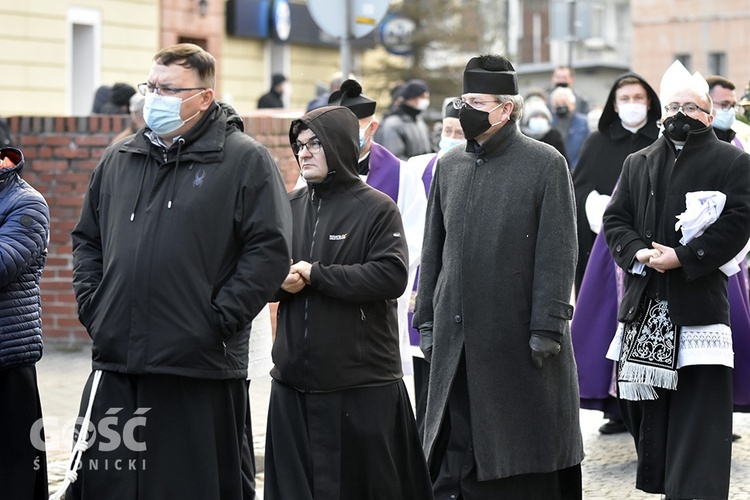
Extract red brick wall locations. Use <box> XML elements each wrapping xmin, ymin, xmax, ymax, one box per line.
<box><xmin>9</xmin><ymin>113</ymin><xmax>299</xmax><ymax>344</ymax></box>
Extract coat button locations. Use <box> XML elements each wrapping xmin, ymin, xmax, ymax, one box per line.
<box><xmin>697</xmin><ymin>249</ymin><xmax>705</xmax><ymax>257</ymax></box>
<box><xmin>645</xmin><ymin>230</ymin><xmax>652</xmax><ymax>238</ymax></box>
<box><xmin>628</xmin><ymin>306</ymin><xmax>635</xmax><ymax>314</ymax></box>
<box><xmin>476</xmin><ymin>158</ymin><xmax>484</xmax><ymax>166</ymax></box>
<box><xmin>615</xmin><ymin>244</ymin><xmax>622</xmax><ymax>252</ymax></box>
<box><xmin>455</xmin><ymin>315</ymin><xmax>462</xmax><ymax>323</ymax></box>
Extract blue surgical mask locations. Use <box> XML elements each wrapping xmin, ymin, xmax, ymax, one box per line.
<box><xmin>439</xmin><ymin>136</ymin><xmax>465</xmax><ymax>152</ymax></box>
<box><xmin>358</xmin><ymin>121</ymin><xmax>373</xmax><ymax>151</ymax></box>
<box><xmin>144</xmin><ymin>91</ymin><xmax>204</xmax><ymax>135</ymax></box>
<box><xmin>713</xmin><ymin>108</ymin><xmax>736</xmax><ymax>131</ymax></box>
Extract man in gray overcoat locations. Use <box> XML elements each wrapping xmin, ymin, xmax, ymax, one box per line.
<box><xmin>413</xmin><ymin>54</ymin><xmax>585</xmax><ymax>499</ymax></box>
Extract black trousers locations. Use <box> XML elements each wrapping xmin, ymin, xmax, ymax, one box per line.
<box><xmin>0</xmin><ymin>365</ymin><xmax>48</xmax><ymax>500</ymax></box>
<box><xmin>619</xmin><ymin>364</ymin><xmax>733</xmax><ymax>500</ymax></box>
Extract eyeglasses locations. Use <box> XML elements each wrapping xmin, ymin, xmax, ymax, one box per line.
<box><xmin>138</xmin><ymin>83</ymin><xmax>207</xmax><ymax>97</ymax></box>
<box><xmin>714</xmin><ymin>102</ymin><xmax>743</xmax><ymax>113</ymax></box>
<box><xmin>452</xmin><ymin>97</ymin><xmax>501</xmax><ymax>111</ymax></box>
<box><xmin>292</xmin><ymin>138</ymin><xmax>323</xmax><ymax>156</ymax></box>
<box><xmin>664</xmin><ymin>102</ymin><xmax>710</xmax><ymax>115</ymax></box>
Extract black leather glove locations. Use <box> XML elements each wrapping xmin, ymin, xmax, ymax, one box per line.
<box><xmin>529</xmin><ymin>332</ymin><xmax>561</xmax><ymax>369</ymax></box>
<box><xmin>418</xmin><ymin>321</ymin><xmax>433</xmax><ymax>363</ymax></box>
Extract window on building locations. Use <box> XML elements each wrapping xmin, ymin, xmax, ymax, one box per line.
<box><xmin>675</xmin><ymin>54</ymin><xmax>692</xmax><ymax>72</ymax></box>
<box><xmin>708</xmin><ymin>52</ymin><xmax>726</xmax><ymax>76</ymax></box>
<box><xmin>68</xmin><ymin>7</ymin><xmax>101</xmax><ymax>116</ymax></box>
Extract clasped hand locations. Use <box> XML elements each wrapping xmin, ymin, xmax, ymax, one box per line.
<box><xmin>280</xmin><ymin>260</ymin><xmax>313</xmax><ymax>294</ymax></box>
<box><xmin>636</xmin><ymin>242</ymin><xmax>681</xmax><ymax>273</ymax></box>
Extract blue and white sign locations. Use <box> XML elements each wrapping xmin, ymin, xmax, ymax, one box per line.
<box><xmin>379</xmin><ymin>13</ymin><xmax>415</xmax><ymax>56</ymax></box>
<box><xmin>272</xmin><ymin>0</ymin><xmax>291</xmax><ymax>42</ymax></box>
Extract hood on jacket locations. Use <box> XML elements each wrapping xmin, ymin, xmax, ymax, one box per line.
<box><xmin>288</xmin><ymin>105</ymin><xmax>360</xmax><ymax>188</ymax></box>
<box><xmin>0</xmin><ymin>147</ymin><xmax>24</xmax><ymax>180</ymax></box>
<box><xmin>598</xmin><ymin>72</ymin><xmax>661</xmax><ymax>133</ymax></box>
<box><xmin>218</xmin><ymin>100</ymin><xmax>244</xmax><ymax>133</ymax></box>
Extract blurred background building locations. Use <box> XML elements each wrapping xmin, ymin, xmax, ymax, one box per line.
<box><xmin>2</xmin><ymin>0</ymin><xmax>749</xmax><ymax>118</ymax></box>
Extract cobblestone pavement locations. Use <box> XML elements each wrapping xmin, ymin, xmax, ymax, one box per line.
<box><xmin>37</xmin><ymin>345</ymin><xmax>750</xmax><ymax>499</ymax></box>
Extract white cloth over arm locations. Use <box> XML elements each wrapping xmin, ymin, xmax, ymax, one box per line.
<box><xmin>675</xmin><ymin>190</ymin><xmax>749</xmax><ymax>276</ymax></box>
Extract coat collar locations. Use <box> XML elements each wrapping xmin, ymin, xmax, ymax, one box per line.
<box><xmin>467</xmin><ymin>119</ymin><xmax>519</xmax><ymax>157</ymax></box>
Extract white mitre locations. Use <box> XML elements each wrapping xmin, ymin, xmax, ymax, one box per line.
<box><xmin>659</xmin><ymin>60</ymin><xmax>709</xmax><ymax>114</ymax></box>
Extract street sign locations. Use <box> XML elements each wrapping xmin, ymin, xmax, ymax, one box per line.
<box><xmin>379</xmin><ymin>12</ymin><xmax>415</xmax><ymax>56</ymax></box>
<box><xmin>307</xmin><ymin>0</ymin><xmax>390</xmax><ymax>39</ymax></box>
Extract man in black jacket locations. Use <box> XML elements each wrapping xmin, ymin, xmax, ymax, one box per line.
<box><xmin>264</xmin><ymin>105</ymin><xmax>432</xmax><ymax>499</ymax></box>
<box><xmin>67</xmin><ymin>43</ymin><xmax>292</xmax><ymax>500</ymax></box>
<box><xmin>603</xmin><ymin>61</ymin><xmax>750</xmax><ymax>500</ymax></box>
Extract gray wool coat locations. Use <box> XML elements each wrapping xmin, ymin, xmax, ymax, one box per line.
<box><xmin>413</xmin><ymin>121</ymin><xmax>585</xmax><ymax>480</ymax></box>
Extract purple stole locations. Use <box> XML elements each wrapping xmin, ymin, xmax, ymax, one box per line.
<box><xmin>421</xmin><ymin>155</ymin><xmax>438</xmax><ymax>197</ymax></box>
<box><xmin>366</xmin><ymin>142</ymin><xmax>401</xmax><ymax>203</ymax></box>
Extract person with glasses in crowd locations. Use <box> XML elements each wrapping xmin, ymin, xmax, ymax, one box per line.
<box><xmin>705</xmin><ymin>75</ymin><xmax>750</xmax><ymax>442</ymax></box>
<box><xmin>264</xmin><ymin>105</ymin><xmax>432</xmax><ymax>499</ymax></box>
<box><xmin>413</xmin><ymin>54</ymin><xmax>584</xmax><ymax>499</ymax></box>
<box><xmin>603</xmin><ymin>60</ymin><xmax>750</xmax><ymax>500</ymax></box>
<box><xmin>65</xmin><ymin>43</ymin><xmax>292</xmax><ymax>500</ymax></box>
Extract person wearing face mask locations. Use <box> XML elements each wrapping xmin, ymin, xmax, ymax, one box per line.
<box><xmin>414</xmin><ymin>54</ymin><xmax>584</xmax><ymax>499</ymax></box>
<box><xmin>551</xmin><ymin>65</ymin><xmax>591</xmax><ymax>115</ymax></box>
<box><xmin>520</xmin><ymin>95</ymin><xmax>567</xmax><ymax>158</ymax></box>
<box><xmin>403</xmin><ymin>98</ymin><xmax>465</xmax><ymax>436</ymax></box>
<box><xmin>707</xmin><ymin>75</ymin><xmax>747</xmax><ymax>150</ymax></box>
<box><xmin>706</xmin><ymin>75</ymin><xmax>750</xmax><ymax>443</ymax></box>
<box><xmin>550</xmin><ymin>85</ymin><xmax>590</xmax><ymax>170</ymax></box>
<box><xmin>569</xmin><ymin>73</ymin><xmax>661</xmax><ymax>437</ymax></box>
<box><xmin>373</xmin><ymin>78</ymin><xmax>434</xmax><ymax>160</ymax></box>
<box><xmin>325</xmin><ymin>79</ymin><xmax>427</xmax><ymax>386</ymax></box>
<box><xmin>602</xmin><ymin>60</ymin><xmax>750</xmax><ymax>500</ymax></box>
<box><xmin>64</xmin><ymin>44</ymin><xmax>293</xmax><ymax>500</ymax></box>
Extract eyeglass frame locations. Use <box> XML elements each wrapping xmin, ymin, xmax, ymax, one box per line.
<box><xmin>452</xmin><ymin>97</ymin><xmax>503</xmax><ymax>111</ymax></box>
<box><xmin>713</xmin><ymin>101</ymin><xmax>743</xmax><ymax>113</ymax></box>
<box><xmin>292</xmin><ymin>138</ymin><xmax>323</xmax><ymax>156</ymax></box>
<box><xmin>138</xmin><ymin>82</ymin><xmax>207</xmax><ymax>97</ymax></box>
<box><xmin>664</xmin><ymin>102</ymin><xmax>711</xmax><ymax>115</ymax></box>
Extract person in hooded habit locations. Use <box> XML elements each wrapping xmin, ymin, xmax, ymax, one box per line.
<box><xmin>413</xmin><ymin>54</ymin><xmax>584</xmax><ymax>500</ymax></box>
<box><xmin>263</xmin><ymin>105</ymin><xmax>433</xmax><ymax>500</ymax></box>
<box><xmin>570</xmin><ymin>72</ymin><xmax>662</xmax><ymax>435</ymax></box>
<box><xmin>603</xmin><ymin>60</ymin><xmax>750</xmax><ymax>500</ymax></box>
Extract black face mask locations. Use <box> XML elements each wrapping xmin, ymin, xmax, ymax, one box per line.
<box><xmin>459</xmin><ymin>105</ymin><xmax>497</xmax><ymax>140</ymax></box>
<box><xmin>662</xmin><ymin>112</ymin><xmax>706</xmax><ymax>142</ymax></box>
<box><xmin>554</xmin><ymin>82</ymin><xmax>569</xmax><ymax>88</ymax></box>
<box><xmin>554</xmin><ymin>106</ymin><xmax>570</xmax><ymax>118</ymax></box>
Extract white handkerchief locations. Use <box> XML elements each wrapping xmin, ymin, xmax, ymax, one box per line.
<box><xmin>675</xmin><ymin>191</ymin><xmax>748</xmax><ymax>276</ymax></box>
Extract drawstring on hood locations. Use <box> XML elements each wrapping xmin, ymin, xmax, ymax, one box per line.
<box><xmin>167</xmin><ymin>138</ymin><xmax>186</xmax><ymax>209</ymax></box>
<box><xmin>130</xmin><ymin>155</ymin><xmax>149</xmax><ymax>221</ymax></box>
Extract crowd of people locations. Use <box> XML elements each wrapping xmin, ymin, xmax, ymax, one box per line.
<box><xmin>3</xmin><ymin>41</ymin><xmax>750</xmax><ymax>500</ymax></box>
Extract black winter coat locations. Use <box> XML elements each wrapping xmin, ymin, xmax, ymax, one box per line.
<box><xmin>604</xmin><ymin>128</ymin><xmax>750</xmax><ymax>326</ymax></box>
<box><xmin>572</xmin><ymin>72</ymin><xmax>661</xmax><ymax>292</ymax></box>
<box><xmin>271</xmin><ymin>106</ymin><xmax>409</xmax><ymax>391</ymax></box>
<box><xmin>72</xmin><ymin>102</ymin><xmax>292</xmax><ymax>379</ymax></box>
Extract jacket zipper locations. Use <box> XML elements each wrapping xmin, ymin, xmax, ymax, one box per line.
<box><xmin>303</xmin><ymin>190</ymin><xmax>322</xmax><ymax>380</ymax></box>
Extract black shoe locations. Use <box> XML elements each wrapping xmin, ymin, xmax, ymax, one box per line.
<box><xmin>733</xmin><ymin>433</ymin><xmax>741</xmax><ymax>441</ymax></box>
<box><xmin>598</xmin><ymin>419</ymin><xmax>628</xmax><ymax>434</ymax></box>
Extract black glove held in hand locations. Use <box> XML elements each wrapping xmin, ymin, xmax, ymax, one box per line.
<box><xmin>529</xmin><ymin>332</ymin><xmax>561</xmax><ymax>369</ymax></box>
<box><xmin>418</xmin><ymin>321</ymin><xmax>434</xmax><ymax>363</ymax></box>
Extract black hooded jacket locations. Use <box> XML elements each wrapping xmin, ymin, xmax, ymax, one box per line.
<box><xmin>72</xmin><ymin>101</ymin><xmax>293</xmax><ymax>379</ymax></box>
<box><xmin>572</xmin><ymin>72</ymin><xmax>661</xmax><ymax>292</ymax></box>
<box><xmin>270</xmin><ymin>106</ymin><xmax>409</xmax><ymax>391</ymax></box>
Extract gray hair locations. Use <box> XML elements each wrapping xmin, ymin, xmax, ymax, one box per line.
<box><xmin>496</xmin><ymin>94</ymin><xmax>524</xmax><ymax>122</ymax></box>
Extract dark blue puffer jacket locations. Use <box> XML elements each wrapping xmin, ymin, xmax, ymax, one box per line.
<box><xmin>0</xmin><ymin>147</ymin><xmax>50</xmax><ymax>370</ymax></box>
